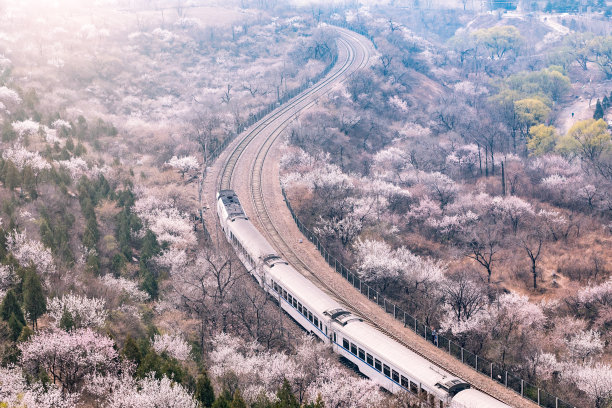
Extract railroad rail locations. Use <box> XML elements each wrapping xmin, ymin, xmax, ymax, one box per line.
<box><xmin>213</xmin><ymin>27</ymin><xmax>537</xmax><ymax>408</ymax></box>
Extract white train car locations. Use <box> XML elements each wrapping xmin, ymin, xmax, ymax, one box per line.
<box><xmin>217</xmin><ymin>190</ymin><xmax>511</xmax><ymax>408</ymax></box>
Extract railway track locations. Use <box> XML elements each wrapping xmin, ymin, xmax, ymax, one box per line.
<box><xmin>214</xmin><ymin>27</ymin><xmax>534</xmax><ymax>408</ymax></box>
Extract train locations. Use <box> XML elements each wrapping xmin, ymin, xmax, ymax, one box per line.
<box><xmin>217</xmin><ymin>190</ymin><xmax>511</xmax><ymax>408</ymax></box>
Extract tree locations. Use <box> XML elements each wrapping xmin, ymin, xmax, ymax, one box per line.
<box><xmin>22</xmin><ymin>269</ymin><xmax>45</xmax><ymax>329</ymax></box>
<box><xmin>465</xmin><ymin>226</ymin><xmax>502</xmax><ymax>283</ymax></box>
<box><xmin>527</xmin><ymin>124</ymin><xmax>557</xmax><ymax>156</ymax></box>
<box><xmin>473</xmin><ymin>26</ymin><xmax>523</xmax><ymax>60</ymax></box>
<box><xmin>8</xmin><ymin>312</ymin><xmax>24</xmax><ymax>341</ymax></box>
<box><xmin>0</xmin><ymin>288</ymin><xmax>25</xmax><ymax>325</ymax></box>
<box><xmin>47</xmin><ymin>293</ymin><xmax>107</xmax><ymax>329</ymax></box>
<box><xmin>59</xmin><ymin>308</ymin><xmax>75</xmax><ymax>332</ymax></box>
<box><xmin>442</xmin><ymin>270</ymin><xmax>487</xmax><ymax>325</ymax></box>
<box><xmin>594</xmin><ymin>99</ymin><xmax>605</xmax><ymax>120</ymax></box>
<box><xmin>20</xmin><ymin>328</ymin><xmax>119</xmax><ymax>392</ymax></box>
<box><xmin>230</xmin><ymin>390</ymin><xmax>247</xmax><ymax>408</ymax></box>
<box><xmin>195</xmin><ymin>371</ymin><xmax>215</xmax><ymax>407</ymax></box>
<box><xmin>559</xmin><ymin>119</ymin><xmax>611</xmax><ymax>162</ymax></box>
<box><xmin>520</xmin><ymin>230</ymin><xmax>544</xmax><ymax>289</ymax></box>
<box><xmin>275</xmin><ymin>379</ymin><xmax>299</xmax><ymax>408</ymax></box>
<box><xmin>514</xmin><ymin>98</ymin><xmax>550</xmax><ymax>139</ymax></box>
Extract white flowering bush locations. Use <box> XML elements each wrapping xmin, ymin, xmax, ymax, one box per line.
<box><xmin>100</xmin><ymin>275</ymin><xmax>149</xmax><ymax>302</ymax></box>
<box><xmin>47</xmin><ymin>293</ymin><xmax>108</xmax><ymax>329</ymax></box>
<box><xmin>6</xmin><ymin>230</ymin><xmax>56</xmax><ymax>277</ymax></box>
<box><xmin>152</xmin><ymin>333</ymin><xmax>191</xmax><ymax>361</ymax></box>
<box><xmin>0</xmin><ymin>366</ymin><xmax>77</xmax><ymax>408</ymax></box>
<box><xmin>2</xmin><ymin>145</ymin><xmax>51</xmax><ymax>173</ymax></box>
<box><xmin>165</xmin><ymin>155</ymin><xmax>199</xmax><ymax>176</ymax></box>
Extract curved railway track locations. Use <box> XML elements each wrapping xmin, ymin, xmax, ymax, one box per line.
<box><xmin>214</xmin><ymin>27</ymin><xmax>534</xmax><ymax>408</ymax></box>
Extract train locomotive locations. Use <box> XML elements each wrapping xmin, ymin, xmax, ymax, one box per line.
<box><xmin>217</xmin><ymin>190</ymin><xmax>510</xmax><ymax>408</ymax></box>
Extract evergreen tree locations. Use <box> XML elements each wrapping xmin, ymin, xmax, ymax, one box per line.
<box><xmin>302</xmin><ymin>395</ymin><xmax>324</xmax><ymax>408</ymax></box>
<box><xmin>23</xmin><ymin>269</ymin><xmax>46</xmax><ymax>329</ymax></box>
<box><xmin>251</xmin><ymin>393</ymin><xmax>273</xmax><ymax>408</ymax></box>
<box><xmin>123</xmin><ymin>335</ymin><xmax>142</xmax><ymax>365</ymax></box>
<box><xmin>274</xmin><ymin>379</ymin><xmax>299</xmax><ymax>408</ymax></box>
<box><xmin>4</xmin><ymin>161</ymin><xmax>19</xmax><ymax>191</ymax></box>
<box><xmin>0</xmin><ymin>289</ymin><xmax>25</xmax><ymax>325</ymax></box>
<box><xmin>230</xmin><ymin>390</ymin><xmax>247</xmax><ymax>408</ymax></box>
<box><xmin>8</xmin><ymin>313</ymin><xmax>24</xmax><ymax>341</ymax></box>
<box><xmin>195</xmin><ymin>371</ymin><xmax>216</xmax><ymax>407</ymax></box>
<box><xmin>141</xmin><ymin>262</ymin><xmax>158</xmax><ymax>300</ymax></box>
<box><xmin>59</xmin><ymin>307</ymin><xmax>75</xmax><ymax>331</ymax></box>
<box><xmin>140</xmin><ymin>229</ymin><xmax>160</xmax><ymax>262</ymax></box>
<box><xmin>211</xmin><ymin>390</ymin><xmax>232</xmax><ymax>408</ymax></box>
<box><xmin>17</xmin><ymin>324</ymin><xmax>33</xmax><ymax>342</ymax></box>
<box><xmin>594</xmin><ymin>99</ymin><xmax>605</xmax><ymax>120</ymax></box>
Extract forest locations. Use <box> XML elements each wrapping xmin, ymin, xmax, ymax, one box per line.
<box><xmin>0</xmin><ymin>0</ymin><xmax>610</xmax><ymax>407</ymax></box>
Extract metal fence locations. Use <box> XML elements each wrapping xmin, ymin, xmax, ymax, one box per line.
<box><xmin>281</xmin><ymin>188</ymin><xmax>575</xmax><ymax>408</ymax></box>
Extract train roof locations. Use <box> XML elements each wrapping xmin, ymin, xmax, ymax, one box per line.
<box><xmin>338</xmin><ymin>319</ymin><xmax>459</xmax><ymax>395</ymax></box>
<box><xmin>230</xmin><ymin>217</ymin><xmax>278</xmax><ymax>260</ymax></box>
<box><xmin>218</xmin><ymin>190</ymin><xmax>246</xmax><ymax>220</ymax></box>
<box><xmin>267</xmin><ymin>262</ymin><xmax>343</xmax><ymax>316</ymax></box>
<box><xmin>450</xmin><ymin>388</ymin><xmax>510</xmax><ymax>408</ymax></box>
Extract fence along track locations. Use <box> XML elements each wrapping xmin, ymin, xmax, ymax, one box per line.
<box><xmin>217</xmin><ymin>27</ymin><xmax>547</xmax><ymax>408</ymax></box>
<box><xmin>241</xmin><ymin>29</ymin><xmax>524</xmax><ymax>407</ymax></box>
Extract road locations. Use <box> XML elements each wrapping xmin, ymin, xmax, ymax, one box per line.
<box><xmin>203</xmin><ymin>26</ymin><xmax>539</xmax><ymax>408</ymax></box>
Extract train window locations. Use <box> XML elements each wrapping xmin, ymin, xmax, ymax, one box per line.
<box><xmin>282</xmin><ymin>290</ymin><xmax>287</xmax><ymax>300</ymax></box>
<box><xmin>314</xmin><ymin>317</ymin><xmax>319</xmax><ymax>327</ymax></box>
<box><xmin>350</xmin><ymin>343</ymin><xmax>357</xmax><ymax>355</ymax></box>
<box><xmin>366</xmin><ymin>353</ymin><xmax>373</xmax><ymax>366</ymax></box>
<box><xmin>409</xmin><ymin>381</ymin><xmax>418</xmax><ymax>394</ymax></box>
<box><xmin>298</xmin><ymin>303</ymin><xmax>303</xmax><ymax>313</ymax></box>
<box><xmin>343</xmin><ymin>338</ymin><xmax>349</xmax><ymax>350</ymax></box>
<box><xmin>374</xmin><ymin>359</ymin><xmax>382</xmax><ymax>372</ymax></box>
<box><xmin>400</xmin><ymin>376</ymin><xmax>409</xmax><ymax>388</ymax></box>
<box><xmin>358</xmin><ymin>348</ymin><xmax>365</xmax><ymax>360</ymax></box>
<box><xmin>288</xmin><ymin>294</ymin><xmax>292</xmax><ymax>303</ymax></box>
<box><xmin>383</xmin><ymin>364</ymin><xmax>390</xmax><ymax>377</ymax></box>
<box><xmin>392</xmin><ymin>370</ymin><xmax>399</xmax><ymax>383</ymax></box>
<box><xmin>292</xmin><ymin>298</ymin><xmax>297</xmax><ymax>308</ymax></box>
<box><xmin>308</xmin><ymin>312</ymin><xmax>313</xmax><ymax>323</ymax></box>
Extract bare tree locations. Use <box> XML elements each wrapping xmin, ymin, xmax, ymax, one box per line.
<box><xmin>442</xmin><ymin>269</ymin><xmax>487</xmax><ymax>324</ymax></box>
<box><xmin>464</xmin><ymin>224</ymin><xmax>502</xmax><ymax>283</ymax></box>
<box><xmin>520</xmin><ymin>230</ymin><xmax>545</xmax><ymax>289</ymax></box>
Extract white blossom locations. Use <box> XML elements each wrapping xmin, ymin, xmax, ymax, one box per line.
<box><xmin>0</xmin><ymin>365</ymin><xmax>77</xmax><ymax>408</ymax></box>
<box><xmin>11</xmin><ymin>119</ymin><xmax>40</xmax><ymax>137</ymax></box>
<box><xmin>52</xmin><ymin>119</ymin><xmax>72</xmax><ymax>130</ymax></box>
<box><xmin>152</xmin><ymin>333</ymin><xmax>191</xmax><ymax>361</ymax></box>
<box><xmin>6</xmin><ymin>230</ymin><xmax>56</xmax><ymax>277</ymax></box>
<box><xmin>165</xmin><ymin>155</ymin><xmax>199</xmax><ymax>176</ymax></box>
<box><xmin>100</xmin><ymin>275</ymin><xmax>149</xmax><ymax>302</ymax></box>
<box><xmin>2</xmin><ymin>145</ymin><xmax>51</xmax><ymax>173</ymax></box>
<box><xmin>47</xmin><ymin>293</ymin><xmax>108</xmax><ymax>329</ymax></box>
<box><xmin>566</xmin><ymin>329</ymin><xmax>604</xmax><ymax>361</ymax></box>
<box><xmin>0</xmin><ymin>86</ymin><xmax>21</xmax><ymax>106</ymax></box>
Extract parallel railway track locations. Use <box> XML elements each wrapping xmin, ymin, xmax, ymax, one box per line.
<box><xmin>215</xmin><ymin>27</ymin><xmax>532</xmax><ymax>408</ymax></box>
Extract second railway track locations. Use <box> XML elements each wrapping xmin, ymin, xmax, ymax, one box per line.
<box><xmin>213</xmin><ymin>26</ymin><xmax>536</xmax><ymax>408</ymax></box>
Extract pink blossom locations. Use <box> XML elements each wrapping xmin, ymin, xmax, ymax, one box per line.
<box><xmin>20</xmin><ymin>328</ymin><xmax>119</xmax><ymax>393</ymax></box>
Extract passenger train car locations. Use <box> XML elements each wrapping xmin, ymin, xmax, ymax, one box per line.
<box><xmin>217</xmin><ymin>190</ymin><xmax>511</xmax><ymax>408</ymax></box>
